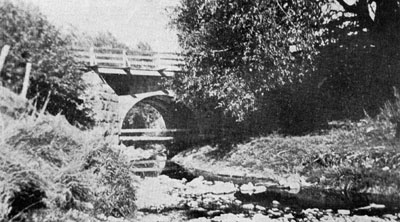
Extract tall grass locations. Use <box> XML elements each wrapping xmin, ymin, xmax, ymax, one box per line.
<box><xmin>0</xmin><ymin>90</ymin><xmax>138</xmax><ymax>221</ymax></box>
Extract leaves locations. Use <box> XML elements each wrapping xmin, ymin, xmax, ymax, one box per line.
<box><xmin>170</xmin><ymin>0</ymin><xmax>326</xmax><ymax>121</ymax></box>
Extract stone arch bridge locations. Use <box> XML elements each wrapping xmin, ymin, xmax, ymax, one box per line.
<box><xmin>73</xmin><ymin>47</ymin><xmax>203</xmax><ymax>143</ymax></box>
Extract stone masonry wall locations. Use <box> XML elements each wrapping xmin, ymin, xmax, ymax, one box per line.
<box><xmin>81</xmin><ymin>71</ymin><xmax>120</xmax><ymax>134</ymax></box>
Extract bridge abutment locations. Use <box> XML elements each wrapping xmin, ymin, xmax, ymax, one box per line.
<box><xmin>82</xmin><ymin>71</ymin><xmax>120</xmax><ymax>133</ymax></box>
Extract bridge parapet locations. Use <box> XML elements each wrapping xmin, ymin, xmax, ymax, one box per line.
<box><xmin>71</xmin><ymin>47</ymin><xmax>186</xmax><ymax>95</ymax></box>
<box><xmin>72</xmin><ymin>47</ymin><xmax>185</xmax><ymax>77</ymax></box>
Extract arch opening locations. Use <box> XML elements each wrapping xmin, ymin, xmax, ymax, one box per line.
<box><xmin>122</xmin><ymin>102</ymin><xmax>166</xmax><ymax>133</ymax></box>
<box><xmin>120</xmin><ymin>95</ymin><xmax>196</xmax><ymax>147</ymax></box>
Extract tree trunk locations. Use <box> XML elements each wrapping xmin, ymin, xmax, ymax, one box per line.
<box><xmin>396</xmin><ymin>122</ymin><xmax>400</xmax><ymax>139</ymax></box>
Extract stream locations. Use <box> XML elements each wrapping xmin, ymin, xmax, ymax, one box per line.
<box><xmin>124</xmin><ymin>161</ymin><xmax>400</xmax><ymax>221</ymax></box>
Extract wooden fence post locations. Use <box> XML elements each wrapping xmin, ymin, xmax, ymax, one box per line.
<box><xmin>0</xmin><ymin>45</ymin><xmax>10</xmax><ymax>73</ymax></box>
<box><xmin>20</xmin><ymin>62</ymin><xmax>32</xmax><ymax>98</ymax></box>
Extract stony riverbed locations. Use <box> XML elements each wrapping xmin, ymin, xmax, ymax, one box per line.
<box><xmin>135</xmin><ymin>175</ymin><xmax>400</xmax><ymax>222</ymax></box>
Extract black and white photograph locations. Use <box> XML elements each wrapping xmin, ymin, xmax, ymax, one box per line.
<box><xmin>0</xmin><ymin>0</ymin><xmax>400</xmax><ymax>221</ymax></box>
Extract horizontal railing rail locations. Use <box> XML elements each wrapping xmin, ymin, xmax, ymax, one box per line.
<box><xmin>120</xmin><ymin>128</ymin><xmax>190</xmax><ymax>134</ymax></box>
<box><xmin>119</xmin><ymin>128</ymin><xmax>191</xmax><ymax>142</ymax></box>
<box><xmin>119</xmin><ymin>136</ymin><xmax>174</xmax><ymax>141</ymax></box>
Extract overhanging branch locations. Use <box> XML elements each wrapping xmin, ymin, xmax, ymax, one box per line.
<box><xmin>336</xmin><ymin>0</ymin><xmax>359</xmax><ymax>13</ymax></box>
<box><xmin>336</xmin><ymin>0</ymin><xmax>375</xmax><ymax>28</ymax></box>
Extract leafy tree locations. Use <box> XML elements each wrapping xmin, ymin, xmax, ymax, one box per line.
<box><xmin>136</xmin><ymin>41</ymin><xmax>152</xmax><ymax>52</ymax></box>
<box><xmin>72</xmin><ymin>31</ymin><xmax>131</xmax><ymax>50</ymax></box>
<box><xmin>72</xmin><ymin>31</ymin><xmax>153</xmax><ymax>53</ymax></box>
<box><xmin>171</xmin><ymin>0</ymin><xmax>400</xmax><ymax>136</ymax></box>
<box><xmin>0</xmin><ymin>0</ymin><xmax>93</xmax><ymax>127</ymax></box>
<box><xmin>170</xmin><ymin>0</ymin><xmax>326</xmax><ymax>121</ymax></box>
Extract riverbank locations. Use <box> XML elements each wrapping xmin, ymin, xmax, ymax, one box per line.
<box><xmin>172</xmin><ymin>118</ymin><xmax>400</xmax><ymax>195</ymax></box>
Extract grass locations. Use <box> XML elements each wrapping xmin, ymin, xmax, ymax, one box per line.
<box><xmin>0</xmin><ymin>86</ymin><xmax>138</xmax><ymax>221</ymax></box>
<box><xmin>174</xmin><ymin>99</ymin><xmax>400</xmax><ymax>195</ymax></box>
<box><xmin>228</xmin><ymin>126</ymin><xmax>400</xmax><ymax>192</ymax></box>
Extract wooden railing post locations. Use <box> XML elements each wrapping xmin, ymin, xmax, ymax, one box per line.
<box><xmin>89</xmin><ymin>47</ymin><xmax>97</xmax><ymax>67</ymax></box>
<box><xmin>154</xmin><ymin>52</ymin><xmax>161</xmax><ymax>70</ymax></box>
<box><xmin>20</xmin><ymin>62</ymin><xmax>32</xmax><ymax>98</ymax></box>
<box><xmin>122</xmin><ymin>49</ymin><xmax>130</xmax><ymax>68</ymax></box>
<box><xmin>0</xmin><ymin>45</ymin><xmax>10</xmax><ymax>73</ymax></box>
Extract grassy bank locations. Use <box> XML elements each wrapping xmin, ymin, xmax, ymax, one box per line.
<box><xmin>174</xmin><ymin>111</ymin><xmax>400</xmax><ymax>195</ymax></box>
<box><xmin>0</xmin><ymin>87</ymin><xmax>138</xmax><ymax>221</ymax></box>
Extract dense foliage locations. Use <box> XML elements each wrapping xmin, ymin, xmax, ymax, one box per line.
<box><xmin>171</xmin><ymin>0</ymin><xmax>400</xmax><ymax>135</ymax></box>
<box><xmin>170</xmin><ymin>0</ymin><xmax>326</xmax><ymax>121</ymax></box>
<box><xmin>0</xmin><ymin>1</ymin><xmax>94</xmax><ymax>127</ymax></box>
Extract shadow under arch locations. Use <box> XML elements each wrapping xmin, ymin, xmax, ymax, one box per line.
<box><xmin>118</xmin><ymin>92</ymin><xmax>197</xmax><ymax>148</ymax></box>
<box><xmin>131</xmin><ymin>95</ymin><xmax>195</xmax><ymax>130</ymax></box>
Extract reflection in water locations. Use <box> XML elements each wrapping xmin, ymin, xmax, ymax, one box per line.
<box><xmin>235</xmin><ymin>188</ymin><xmax>400</xmax><ymax>216</ymax></box>
<box><xmin>161</xmin><ymin>161</ymin><xmax>196</xmax><ymax>181</ymax></box>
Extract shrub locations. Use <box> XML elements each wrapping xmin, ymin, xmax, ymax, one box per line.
<box><xmin>381</xmin><ymin>87</ymin><xmax>400</xmax><ymax>138</ymax></box>
<box><xmin>82</xmin><ymin>145</ymin><xmax>137</xmax><ymax>218</ymax></box>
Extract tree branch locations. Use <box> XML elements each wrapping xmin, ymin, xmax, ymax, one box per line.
<box><xmin>337</xmin><ymin>0</ymin><xmax>375</xmax><ymax>28</ymax></box>
<box><xmin>336</xmin><ymin>0</ymin><xmax>359</xmax><ymax>13</ymax></box>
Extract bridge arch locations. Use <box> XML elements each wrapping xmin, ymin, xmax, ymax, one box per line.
<box><xmin>118</xmin><ymin>91</ymin><xmax>196</xmax><ymax>140</ymax></box>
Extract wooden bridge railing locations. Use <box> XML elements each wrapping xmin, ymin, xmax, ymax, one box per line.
<box><xmin>119</xmin><ymin>128</ymin><xmax>190</xmax><ymax>142</ymax></box>
<box><xmin>71</xmin><ymin>47</ymin><xmax>185</xmax><ymax>77</ymax></box>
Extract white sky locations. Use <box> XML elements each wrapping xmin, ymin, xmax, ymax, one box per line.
<box><xmin>26</xmin><ymin>0</ymin><xmax>181</xmax><ymax>52</ymax></box>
